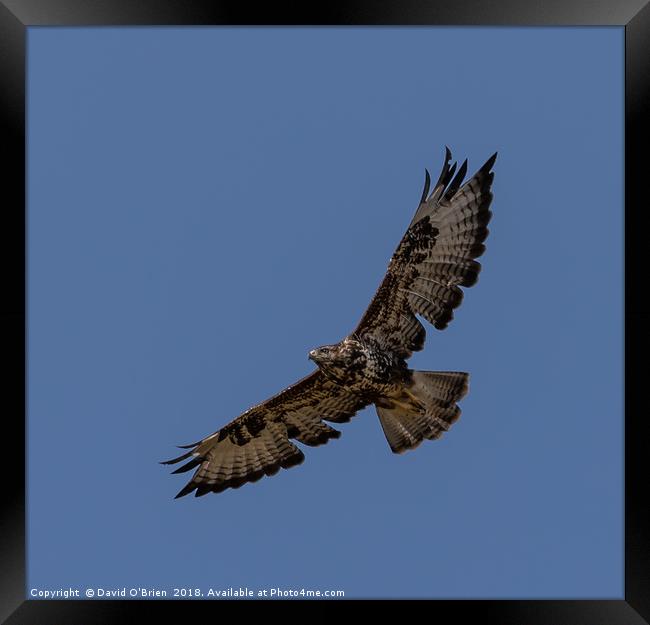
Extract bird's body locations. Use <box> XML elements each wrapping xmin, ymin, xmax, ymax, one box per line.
<box><xmin>163</xmin><ymin>147</ymin><xmax>497</xmax><ymax>498</ymax></box>
<box><xmin>309</xmin><ymin>338</ymin><xmax>408</xmax><ymax>394</ymax></box>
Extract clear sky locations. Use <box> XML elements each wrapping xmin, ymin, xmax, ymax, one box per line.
<box><xmin>27</xmin><ymin>27</ymin><xmax>623</xmax><ymax>599</ymax></box>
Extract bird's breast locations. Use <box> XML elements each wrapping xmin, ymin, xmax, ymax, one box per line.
<box><xmin>330</xmin><ymin>346</ymin><xmax>404</xmax><ymax>395</ymax></box>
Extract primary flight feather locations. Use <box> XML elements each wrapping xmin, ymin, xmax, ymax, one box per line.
<box><xmin>162</xmin><ymin>147</ymin><xmax>497</xmax><ymax>498</ymax></box>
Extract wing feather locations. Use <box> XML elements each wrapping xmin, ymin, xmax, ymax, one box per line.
<box><xmin>162</xmin><ymin>370</ymin><xmax>370</xmax><ymax>497</ymax></box>
<box><xmin>353</xmin><ymin>149</ymin><xmax>497</xmax><ymax>358</ymax></box>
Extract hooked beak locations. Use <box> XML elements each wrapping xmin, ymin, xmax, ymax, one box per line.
<box><xmin>308</xmin><ymin>349</ymin><xmax>319</xmax><ymax>362</ymax></box>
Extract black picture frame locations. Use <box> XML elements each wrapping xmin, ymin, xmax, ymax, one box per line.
<box><xmin>2</xmin><ymin>1</ymin><xmax>647</xmax><ymax>621</ymax></box>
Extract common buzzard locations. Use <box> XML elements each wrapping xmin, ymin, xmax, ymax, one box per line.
<box><xmin>162</xmin><ymin>148</ymin><xmax>497</xmax><ymax>498</ymax></box>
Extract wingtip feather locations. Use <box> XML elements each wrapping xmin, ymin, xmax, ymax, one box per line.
<box><xmin>170</xmin><ymin>457</ymin><xmax>203</xmax><ymax>474</ymax></box>
<box><xmin>160</xmin><ymin>449</ymin><xmax>195</xmax><ymax>465</ymax></box>
<box><xmin>443</xmin><ymin>159</ymin><xmax>467</xmax><ymax>201</ymax></box>
<box><xmin>432</xmin><ymin>147</ymin><xmax>454</xmax><ymax>193</ymax></box>
<box><xmin>174</xmin><ymin>482</ymin><xmax>198</xmax><ymax>499</ymax></box>
<box><xmin>177</xmin><ymin>440</ymin><xmax>201</xmax><ymax>449</ymax></box>
<box><xmin>419</xmin><ymin>168</ymin><xmax>431</xmax><ymax>204</ymax></box>
<box><xmin>481</xmin><ymin>152</ymin><xmax>498</xmax><ymax>174</ymax></box>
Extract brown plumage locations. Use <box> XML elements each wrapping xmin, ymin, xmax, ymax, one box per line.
<box><xmin>162</xmin><ymin>148</ymin><xmax>496</xmax><ymax>498</ymax></box>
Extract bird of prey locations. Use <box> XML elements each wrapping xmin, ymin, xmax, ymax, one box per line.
<box><xmin>162</xmin><ymin>148</ymin><xmax>497</xmax><ymax>498</ymax></box>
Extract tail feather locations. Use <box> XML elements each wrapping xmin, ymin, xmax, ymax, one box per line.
<box><xmin>376</xmin><ymin>370</ymin><xmax>468</xmax><ymax>454</ymax></box>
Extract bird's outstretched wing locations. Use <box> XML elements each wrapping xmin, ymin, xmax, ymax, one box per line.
<box><xmin>353</xmin><ymin>149</ymin><xmax>497</xmax><ymax>359</ymax></box>
<box><xmin>162</xmin><ymin>371</ymin><xmax>370</xmax><ymax>498</ymax></box>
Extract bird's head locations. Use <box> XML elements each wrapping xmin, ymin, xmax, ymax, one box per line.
<box><xmin>308</xmin><ymin>344</ymin><xmax>340</xmax><ymax>366</ymax></box>
<box><xmin>308</xmin><ymin>338</ymin><xmax>366</xmax><ymax>382</ymax></box>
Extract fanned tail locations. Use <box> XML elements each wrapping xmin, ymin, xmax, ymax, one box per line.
<box><xmin>375</xmin><ymin>370</ymin><xmax>468</xmax><ymax>454</ymax></box>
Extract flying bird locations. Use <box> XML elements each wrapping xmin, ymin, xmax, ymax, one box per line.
<box><xmin>162</xmin><ymin>148</ymin><xmax>497</xmax><ymax>498</ymax></box>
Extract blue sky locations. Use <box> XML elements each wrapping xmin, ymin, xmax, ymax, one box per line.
<box><xmin>27</xmin><ymin>27</ymin><xmax>623</xmax><ymax>599</ymax></box>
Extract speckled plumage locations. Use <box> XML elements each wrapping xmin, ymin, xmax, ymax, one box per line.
<box><xmin>162</xmin><ymin>148</ymin><xmax>496</xmax><ymax>497</ymax></box>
